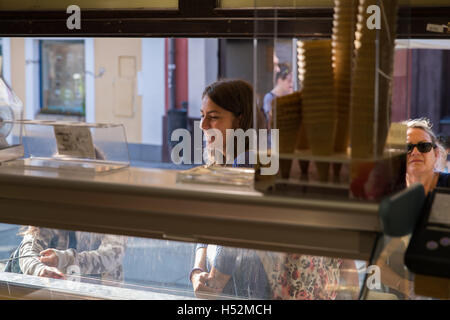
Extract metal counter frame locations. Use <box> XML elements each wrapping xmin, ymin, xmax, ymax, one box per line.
<box><xmin>0</xmin><ymin>165</ymin><xmax>381</xmax><ymax>260</ymax></box>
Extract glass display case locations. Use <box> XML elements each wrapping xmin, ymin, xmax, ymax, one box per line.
<box><xmin>2</xmin><ymin>120</ymin><xmax>130</xmax><ymax>173</ymax></box>
<box><xmin>254</xmin><ymin>0</ymin><xmax>408</xmax><ymax>204</ymax></box>
<box><xmin>0</xmin><ymin>76</ymin><xmax>23</xmax><ymax>162</ymax></box>
<box><xmin>0</xmin><ymin>162</ymin><xmax>429</xmax><ymax>300</ymax></box>
<box><xmin>0</xmin><ymin>221</ymin><xmax>366</xmax><ymax>300</ymax></box>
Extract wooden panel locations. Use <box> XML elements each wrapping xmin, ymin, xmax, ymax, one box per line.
<box><xmin>415</xmin><ymin>274</ymin><xmax>450</xmax><ymax>299</ymax></box>
<box><xmin>0</xmin><ymin>5</ymin><xmax>449</xmax><ymax>38</ymax></box>
<box><xmin>220</xmin><ymin>0</ymin><xmax>450</xmax><ymax>8</ymax></box>
<box><xmin>0</xmin><ymin>0</ymin><xmax>178</xmax><ymax>10</ymax></box>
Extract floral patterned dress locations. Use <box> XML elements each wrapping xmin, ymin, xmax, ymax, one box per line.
<box><xmin>258</xmin><ymin>252</ymin><xmax>343</xmax><ymax>300</ymax></box>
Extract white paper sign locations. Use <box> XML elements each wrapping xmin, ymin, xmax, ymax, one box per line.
<box><xmin>54</xmin><ymin>125</ymin><xmax>95</xmax><ymax>159</ymax></box>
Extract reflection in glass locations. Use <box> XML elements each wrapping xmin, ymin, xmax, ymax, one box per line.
<box><xmin>0</xmin><ymin>223</ymin><xmax>368</xmax><ymax>300</ymax></box>
<box><xmin>40</xmin><ymin>40</ymin><xmax>85</xmax><ymax>116</ymax></box>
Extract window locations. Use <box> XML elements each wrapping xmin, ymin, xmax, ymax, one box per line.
<box><xmin>39</xmin><ymin>40</ymin><xmax>85</xmax><ymax>116</ymax></box>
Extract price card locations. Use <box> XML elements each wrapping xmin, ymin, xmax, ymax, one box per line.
<box><xmin>54</xmin><ymin>125</ymin><xmax>95</xmax><ymax>159</ymax></box>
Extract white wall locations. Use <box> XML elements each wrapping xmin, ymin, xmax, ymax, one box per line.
<box><xmin>24</xmin><ymin>39</ymin><xmax>40</xmax><ymax>119</ymax></box>
<box><xmin>84</xmin><ymin>38</ymin><xmax>95</xmax><ymax>123</ymax></box>
<box><xmin>205</xmin><ymin>39</ymin><xmax>219</xmax><ymax>90</ymax></box>
<box><xmin>188</xmin><ymin>39</ymin><xmax>218</xmax><ymax>119</ymax></box>
<box><xmin>141</xmin><ymin>38</ymin><xmax>165</xmax><ymax>146</ymax></box>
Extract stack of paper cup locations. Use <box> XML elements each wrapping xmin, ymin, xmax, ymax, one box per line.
<box><xmin>350</xmin><ymin>0</ymin><xmax>398</xmax><ymax>159</ymax></box>
<box><xmin>332</xmin><ymin>0</ymin><xmax>358</xmax><ymax>153</ymax></box>
<box><xmin>273</xmin><ymin>91</ymin><xmax>302</xmax><ymax>179</ymax></box>
<box><xmin>273</xmin><ymin>91</ymin><xmax>302</xmax><ymax>154</ymax></box>
<box><xmin>298</xmin><ymin>39</ymin><xmax>336</xmax><ymax>181</ymax></box>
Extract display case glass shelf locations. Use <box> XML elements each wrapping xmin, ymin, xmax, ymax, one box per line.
<box><xmin>1</xmin><ymin>120</ymin><xmax>130</xmax><ymax>174</ymax></box>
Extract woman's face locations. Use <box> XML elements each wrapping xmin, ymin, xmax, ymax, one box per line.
<box><xmin>200</xmin><ymin>96</ymin><xmax>238</xmax><ymax>155</ymax></box>
<box><xmin>407</xmin><ymin>127</ymin><xmax>438</xmax><ymax>177</ymax></box>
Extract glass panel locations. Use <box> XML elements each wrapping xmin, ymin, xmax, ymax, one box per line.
<box><xmin>0</xmin><ymin>0</ymin><xmax>178</xmax><ymax>10</ymax></box>
<box><xmin>10</xmin><ymin>120</ymin><xmax>130</xmax><ymax>172</ymax></box>
<box><xmin>366</xmin><ymin>234</ymin><xmax>434</xmax><ymax>300</ymax></box>
<box><xmin>1</xmin><ymin>0</ymin><xmax>447</xmax><ymax>298</ymax></box>
<box><xmin>0</xmin><ymin>39</ymin><xmax>3</xmax><ymax>78</ymax></box>
<box><xmin>0</xmin><ymin>223</ymin><xmax>366</xmax><ymax>300</ymax></box>
<box><xmin>254</xmin><ymin>0</ymin><xmax>408</xmax><ymax>197</ymax></box>
<box><xmin>401</xmin><ymin>45</ymin><xmax>450</xmax><ymax>173</ymax></box>
<box><xmin>220</xmin><ymin>0</ymin><xmax>334</xmax><ymax>8</ymax></box>
<box><xmin>219</xmin><ymin>0</ymin><xmax>450</xmax><ymax>9</ymax></box>
<box><xmin>0</xmin><ymin>70</ymin><xmax>24</xmax><ymax>159</ymax></box>
<box><xmin>40</xmin><ymin>40</ymin><xmax>85</xmax><ymax>116</ymax></box>
<box><xmin>405</xmin><ymin>0</ymin><xmax>450</xmax><ymax>5</ymax></box>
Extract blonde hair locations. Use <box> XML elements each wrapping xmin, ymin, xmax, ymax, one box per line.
<box><xmin>18</xmin><ymin>226</ymin><xmax>40</xmax><ymax>237</ymax></box>
<box><xmin>405</xmin><ymin>118</ymin><xmax>447</xmax><ymax>171</ymax></box>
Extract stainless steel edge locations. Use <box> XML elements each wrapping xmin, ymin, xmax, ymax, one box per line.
<box><xmin>0</xmin><ymin>166</ymin><xmax>381</xmax><ymax>259</ymax></box>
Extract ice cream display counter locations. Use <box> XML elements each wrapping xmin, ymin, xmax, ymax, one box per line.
<box><xmin>0</xmin><ymin>162</ymin><xmax>429</xmax><ymax>300</ymax></box>
<box><xmin>0</xmin><ymin>0</ymin><xmax>449</xmax><ymax>302</ymax></box>
<box><xmin>0</xmin><ymin>164</ymin><xmax>384</xmax><ymax>260</ymax></box>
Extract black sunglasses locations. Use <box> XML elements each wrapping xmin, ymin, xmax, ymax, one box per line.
<box><xmin>407</xmin><ymin>142</ymin><xmax>436</xmax><ymax>154</ymax></box>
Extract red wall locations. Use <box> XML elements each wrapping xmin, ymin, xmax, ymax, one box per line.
<box><xmin>391</xmin><ymin>49</ymin><xmax>412</xmax><ymax>122</ymax></box>
<box><xmin>164</xmin><ymin>38</ymin><xmax>189</xmax><ymax>113</ymax></box>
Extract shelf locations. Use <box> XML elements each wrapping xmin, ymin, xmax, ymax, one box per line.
<box><xmin>0</xmin><ymin>272</ymin><xmax>194</xmax><ymax>300</ymax></box>
<box><xmin>275</xmin><ymin>178</ymin><xmax>349</xmax><ymax>190</ymax></box>
<box><xmin>277</xmin><ymin>149</ymin><xmax>405</xmax><ymax>163</ymax></box>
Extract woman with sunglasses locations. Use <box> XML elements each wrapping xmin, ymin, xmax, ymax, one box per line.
<box><xmin>406</xmin><ymin>118</ymin><xmax>450</xmax><ymax>194</ymax></box>
<box><xmin>374</xmin><ymin>119</ymin><xmax>449</xmax><ymax>300</ymax></box>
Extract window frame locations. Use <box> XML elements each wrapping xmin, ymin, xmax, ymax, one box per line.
<box><xmin>0</xmin><ymin>1</ymin><xmax>449</xmax><ymax>39</ymax></box>
<box><xmin>0</xmin><ymin>40</ymin><xmax>2</xmax><ymax>78</ymax></box>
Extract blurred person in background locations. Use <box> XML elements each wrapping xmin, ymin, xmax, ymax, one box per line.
<box><xmin>262</xmin><ymin>64</ymin><xmax>294</xmax><ymax>129</ymax></box>
<box><xmin>6</xmin><ymin>227</ymin><xmax>127</xmax><ymax>286</ymax></box>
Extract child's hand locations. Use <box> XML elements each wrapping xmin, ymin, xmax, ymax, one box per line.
<box><xmin>39</xmin><ymin>249</ymin><xmax>58</xmax><ymax>268</ymax></box>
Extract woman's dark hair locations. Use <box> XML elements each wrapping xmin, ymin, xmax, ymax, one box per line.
<box><xmin>275</xmin><ymin>63</ymin><xmax>291</xmax><ymax>82</ymax></box>
<box><xmin>202</xmin><ymin>79</ymin><xmax>255</xmax><ymax>131</ymax></box>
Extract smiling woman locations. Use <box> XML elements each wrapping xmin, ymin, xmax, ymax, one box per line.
<box><xmin>192</xmin><ymin>80</ymin><xmax>273</xmax><ymax>300</ymax></box>
<box><xmin>199</xmin><ymin>79</ymin><xmax>266</xmax><ymax>166</ymax></box>
<box><xmin>406</xmin><ymin>118</ymin><xmax>450</xmax><ymax>194</ymax></box>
